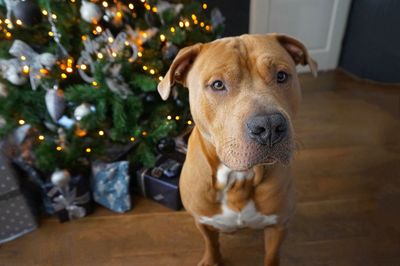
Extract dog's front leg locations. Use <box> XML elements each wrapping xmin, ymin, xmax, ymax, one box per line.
<box><xmin>195</xmin><ymin>220</ymin><xmax>222</xmax><ymax>266</ymax></box>
<box><xmin>264</xmin><ymin>225</ymin><xmax>287</xmax><ymax>266</ymax></box>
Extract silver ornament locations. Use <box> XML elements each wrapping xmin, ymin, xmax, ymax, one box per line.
<box><xmin>0</xmin><ymin>58</ymin><xmax>27</xmax><ymax>85</ymax></box>
<box><xmin>0</xmin><ymin>82</ymin><xmax>8</xmax><ymax>97</ymax></box>
<box><xmin>45</xmin><ymin>89</ymin><xmax>66</xmax><ymax>122</ymax></box>
<box><xmin>39</xmin><ymin>53</ymin><xmax>57</xmax><ymax>68</ymax></box>
<box><xmin>51</xmin><ymin>169</ymin><xmax>71</xmax><ymax>187</ymax></box>
<box><xmin>0</xmin><ymin>116</ymin><xmax>6</xmax><ymax>128</ymax></box>
<box><xmin>74</xmin><ymin>103</ymin><xmax>92</xmax><ymax>121</ymax></box>
<box><xmin>80</xmin><ymin>0</ymin><xmax>103</xmax><ymax>24</ymax></box>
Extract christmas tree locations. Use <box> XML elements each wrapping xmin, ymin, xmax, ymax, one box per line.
<box><xmin>0</xmin><ymin>0</ymin><xmax>223</xmax><ymax>175</ymax></box>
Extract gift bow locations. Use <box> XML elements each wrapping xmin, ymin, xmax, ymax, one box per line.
<box><xmin>77</xmin><ymin>30</ymin><xmax>138</xmax><ymax>99</ymax></box>
<box><xmin>9</xmin><ymin>40</ymin><xmax>57</xmax><ymax>90</ymax></box>
<box><xmin>48</xmin><ymin>185</ymin><xmax>90</xmax><ymax>220</ymax></box>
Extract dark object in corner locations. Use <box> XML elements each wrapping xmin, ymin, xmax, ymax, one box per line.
<box><xmin>339</xmin><ymin>0</ymin><xmax>400</xmax><ymax>83</ymax></box>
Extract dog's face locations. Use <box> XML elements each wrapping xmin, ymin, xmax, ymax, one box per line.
<box><xmin>158</xmin><ymin>34</ymin><xmax>317</xmax><ymax>171</ymax></box>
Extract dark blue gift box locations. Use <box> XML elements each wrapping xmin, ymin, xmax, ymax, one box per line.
<box><xmin>136</xmin><ymin>154</ymin><xmax>184</xmax><ymax>210</ymax></box>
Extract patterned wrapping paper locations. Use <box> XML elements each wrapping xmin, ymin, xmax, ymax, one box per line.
<box><xmin>0</xmin><ymin>152</ymin><xmax>37</xmax><ymax>244</ymax></box>
<box><xmin>91</xmin><ymin>161</ymin><xmax>132</xmax><ymax>213</ymax></box>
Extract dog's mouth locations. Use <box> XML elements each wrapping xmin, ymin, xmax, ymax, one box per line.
<box><xmin>217</xmin><ymin>140</ymin><xmax>293</xmax><ymax>171</ymax></box>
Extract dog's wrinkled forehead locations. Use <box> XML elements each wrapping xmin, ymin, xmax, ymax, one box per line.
<box><xmin>192</xmin><ymin>36</ymin><xmax>297</xmax><ymax>82</ymax></box>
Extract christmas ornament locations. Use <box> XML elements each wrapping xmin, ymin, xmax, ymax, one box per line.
<box><xmin>74</xmin><ymin>103</ymin><xmax>93</xmax><ymax>121</ymax></box>
<box><xmin>0</xmin><ymin>82</ymin><xmax>8</xmax><ymax>97</ymax></box>
<box><xmin>156</xmin><ymin>1</ymin><xmax>183</xmax><ymax>24</ymax></box>
<box><xmin>157</xmin><ymin>137</ymin><xmax>176</xmax><ymax>154</ymax></box>
<box><xmin>77</xmin><ymin>30</ymin><xmax>137</xmax><ymax>98</ymax></box>
<box><xmin>51</xmin><ymin>169</ymin><xmax>71</xmax><ymax>187</ymax></box>
<box><xmin>105</xmin><ymin>63</ymin><xmax>132</xmax><ymax>99</ymax></box>
<box><xmin>162</xmin><ymin>42</ymin><xmax>178</xmax><ymax>60</ymax></box>
<box><xmin>103</xmin><ymin>2</ymin><xmax>128</xmax><ymax>28</ymax></box>
<box><xmin>46</xmin><ymin>9</ymin><xmax>69</xmax><ymax>58</ymax></box>
<box><xmin>0</xmin><ymin>59</ymin><xmax>27</xmax><ymax>85</ymax></box>
<box><xmin>8</xmin><ymin>40</ymin><xmax>57</xmax><ymax>90</ymax></box>
<box><xmin>13</xmin><ymin>0</ymin><xmax>42</xmax><ymax>26</ymax></box>
<box><xmin>57</xmin><ymin>115</ymin><xmax>75</xmax><ymax>129</ymax></box>
<box><xmin>80</xmin><ymin>0</ymin><xmax>103</xmax><ymax>24</ymax></box>
<box><xmin>56</xmin><ymin>128</ymin><xmax>68</xmax><ymax>150</ymax></box>
<box><xmin>45</xmin><ymin>88</ymin><xmax>66</xmax><ymax>122</ymax></box>
<box><xmin>211</xmin><ymin>8</ymin><xmax>225</xmax><ymax>29</ymax></box>
<box><xmin>0</xmin><ymin>116</ymin><xmax>6</xmax><ymax>128</ymax></box>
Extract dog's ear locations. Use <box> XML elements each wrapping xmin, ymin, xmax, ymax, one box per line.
<box><xmin>273</xmin><ymin>34</ymin><xmax>318</xmax><ymax>77</ymax></box>
<box><xmin>157</xmin><ymin>43</ymin><xmax>202</xmax><ymax>100</ymax></box>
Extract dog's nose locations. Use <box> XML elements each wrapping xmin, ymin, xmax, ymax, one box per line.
<box><xmin>246</xmin><ymin>113</ymin><xmax>287</xmax><ymax>146</ymax></box>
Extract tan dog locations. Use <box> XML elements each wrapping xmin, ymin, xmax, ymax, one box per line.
<box><xmin>158</xmin><ymin>34</ymin><xmax>317</xmax><ymax>266</ymax></box>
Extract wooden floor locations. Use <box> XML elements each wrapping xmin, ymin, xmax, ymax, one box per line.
<box><xmin>1</xmin><ymin>70</ymin><xmax>400</xmax><ymax>266</ymax></box>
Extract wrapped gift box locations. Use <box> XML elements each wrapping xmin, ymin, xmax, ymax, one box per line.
<box><xmin>136</xmin><ymin>155</ymin><xmax>183</xmax><ymax>210</ymax></box>
<box><xmin>44</xmin><ymin>173</ymin><xmax>94</xmax><ymax>223</ymax></box>
<box><xmin>0</xmin><ymin>152</ymin><xmax>37</xmax><ymax>244</ymax></box>
<box><xmin>91</xmin><ymin>161</ymin><xmax>132</xmax><ymax>213</ymax></box>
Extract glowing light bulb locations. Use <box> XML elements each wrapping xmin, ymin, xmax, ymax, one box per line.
<box><xmin>18</xmin><ymin>119</ymin><xmax>25</xmax><ymax>125</ymax></box>
<box><xmin>66</xmin><ymin>67</ymin><xmax>73</xmax><ymax>73</ymax></box>
<box><xmin>112</xmin><ymin>52</ymin><xmax>117</xmax><ymax>57</ymax></box>
<box><xmin>51</xmin><ymin>14</ymin><xmax>57</xmax><ymax>20</ymax></box>
<box><xmin>170</xmin><ymin>27</ymin><xmax>175</xmax><ymax>33</ymax></box>
<box><xmin>22</xmin><ymin>65</ymin><xmax>29</xmax><ymax>74</ymax></box>
<box><xmin>191</xmin><ymin>14</ymin><xmax>197</xmax><ymax>20</ymax></box>
<box><xmin>130</xmin><ymin>137</ymin><xmax>135</xmax><ymax>142</ymax></box>
<box><xmin>187</xmin><ymin>120</ymin><xmax>193</xmax><ymax>125</ymax></box>
<box><xmin>92</xmin><ymin>81</ymin><xmax>98</xmax><ymax>86</ymax></box>
<box><xmin>200</xmin><ymin>22</ymin><xmax>205</xmax><ymax>27</ymax></box>
<box><xmin>48</xmin><ymin>31</ymin><xmax>54</xmax><ymax>37</ymax></box>
<box><xmin>102</xmin><ymin>1</ymin><xmax>108</xmax><ymax>7</ymax></box>
<box><xmin>128</xmin><ymin>3</ymin><xmax>134</xmax><ymax>9</ymax></box>
<box><xmin>158</xmin><ymin>76</ymin><xmax>163</xmax><ymax>81</ymax></box>
<box><xmin>149</xmin><ymin>69</ymin><xmax>155</xmax><ymax>75</ymax></box>
<box><xmin>152</xmin><ymin>7</ymin><xmax>157</xmax><ymax>12</ymax></box>
<box><xmin>202</xmin><ymin>3</ymin><xmax>208</xmax><ymax>9</ymax></box>
<box><xmin>38</xmin><ymin>135</ymin><xmax>45</xmax><ymax>141</ymax></box>
<box><xmin>97</xmin><ymin>53</ymin><xmax>104</xmax><ymax>59</ymax></box>
<box><xmin>142</xmin><ymin>131</ymin><xmax>147</xmax><ymax>136</ymax></box>
<box><xmin>137</xmin><ymin>52</ymin><xmax>143</xmax><ymax>57</ymax></box>
<box><xmin>179</xmin><ymin>21</ymin><xmax>184</xmax><ymax>28</ymax></box>
<box><xmin>184</xmin><ymin>21</ymin><xmax>190</xmax><ymax>27</ymax></box>
<box><xmin>42</xmin><ymin>10</ymin><xmax>48</xmax><ymax>16</ymax></box>
<box><xmin>85</xmin><ymin>148</ymin><xmax>92</xmax><ymax>153</ymax></box>
<box><xmin>80</xmin><ymin>64</ymin><xmax>87</xmax><ymax>70</ymax></box>
<box><xmin>56</xmin><ymin>146</ymin><xmax>62</xmax><ymax>151</ymax></box>
<box><xmin>116</xmin><ymin>12</ymin><xmax>122</xmax><ymax>18</ymax></box>
<box><xmin>61</xmin><ymin>73</ymin><xmax>67</xmax><ymax>79</ymax></box>
<box><xmin>96</xmin><ymin>26</ymin><xmax>102</xmax><ymax>33</ymax></box>
<box><xmin>205</xmin><ymin>25</ymin><xmax>211</xmax><ymax>31</ymax></box>
<box><xmin>167</xmin><ymin>115</ymin><xmax>172</xmax><ymax>120</ymax></box>
<box><xmin>175</xmin><ymin>116</ymin><xmax>180</xmax><ymax>120</ymax></box>
<box><xmin>98</xmin><ymin>130</ymin><xmax>104</xmax><ymax>136</ymax></box>
<box><xmin>142</xmin><ymin>65</ymin><xmax>148</xmax><ymax>71</ymax></box>
<box><xmin>160</xmin><ymin>34</ymin><xmax>166</xmax><ymax>42</ymax></box>
<box><xmin>15</xmin><ymin>19</ymin><xmax>22</xmax><ymax>26</ymax></box>
<box><xmin>108</xmin><ymin>37</ymin><xmax>114</xmax><ymax>43</ymax></box>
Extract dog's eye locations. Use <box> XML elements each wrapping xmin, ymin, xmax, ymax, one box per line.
<box><xmin>276</xmin><ymin>71</ymin><xmax>289</xmax><ymax>84</ymax></box>
<box><xmin>211</xmin><ymin>80</ymin><xmax>225</xmax><ymax>91</ymax></box>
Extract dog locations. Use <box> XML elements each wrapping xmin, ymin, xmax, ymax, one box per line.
<box><xmin>158</xmin><ymin>33</ymin><xmax>317</xmax><ymax>266</ymax></box>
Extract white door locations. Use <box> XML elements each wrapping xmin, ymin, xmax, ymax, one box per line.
<box><xmin>249</xmin><ymin>0</ymin><xmax>352</xmax><ymax>71</ymax></box>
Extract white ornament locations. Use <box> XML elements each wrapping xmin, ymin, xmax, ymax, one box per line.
<box><xmin>0</xmin><ymin>116</ymin><xmax>6</xmax><ymax>128</ymax></box>
<box><xmin>0</xmin><ymin>58</ymin><xmax>27</xmax><ymax>85</ymax></box>
<box><xmin>51</xmin><ymin>170</ymin><xmax>71</xmax><ymax>187</ymax></box>
<box><xmin>0</xmin><ymin>83</ymin><xmax>7</xmax><ymax>97</ymax></box>
<box><xmin>74</xmin><ymin>103</ymin><xmax>92</xmax><ymax>121</ymax></box>
<box><xmin>80</xmin><ymin>0</ymin><xmax>103</xmax><ymax>24</ymax></box>
<box><xmin>39</xmin><ymin>53</ymin><xmax>57</xmax><ymax>68</ymax></box>
<box><xmin>45</xmin><ymin>89</ymin><xmax>66</xmax><ymax>122</ymax></box>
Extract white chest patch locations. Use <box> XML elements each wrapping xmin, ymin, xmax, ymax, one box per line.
<box><xmin>198</xmin><ymin>165</ymin><xmax>278</xmax><ymax>233</ymax></box>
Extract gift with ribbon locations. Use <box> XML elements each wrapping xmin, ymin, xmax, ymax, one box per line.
<box><xmin>44</xmin><ymin>170</ymin><xmax>93</xmax><ymax>223</ymax></box>
<box><xmin>0</xmin><ymin>151</ymin><xmax>38</xmax><ymax>244</ymax></box>
<box><xmin>135</xmin><ymin>153</ymin><xmax>184</xmax><ymax>210</ymax></box>
<box><xmin>91</xmin><ymin>161</ymin><xmax>132</xmax><ymax>213</ymax></box>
